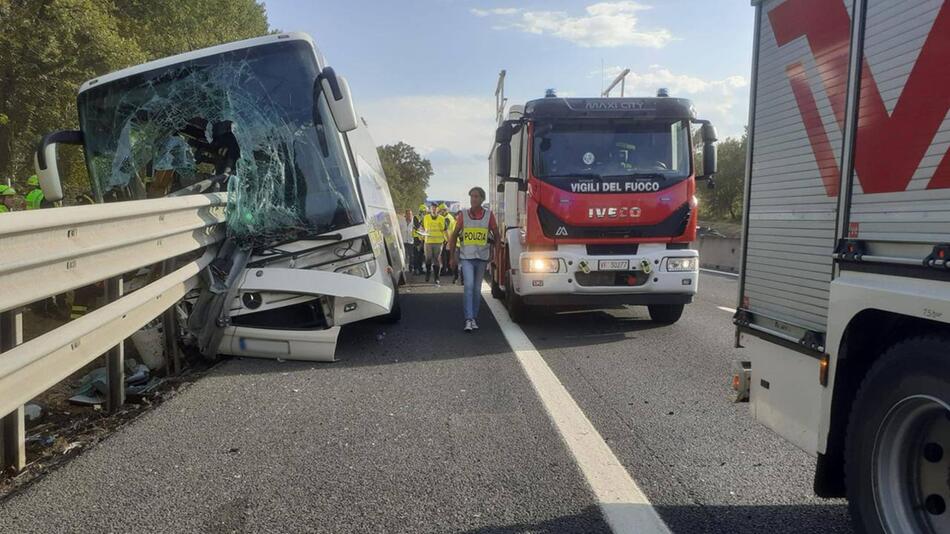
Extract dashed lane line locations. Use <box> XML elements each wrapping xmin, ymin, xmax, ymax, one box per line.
<box><xmin>481</xmin><ymin>283</ymin><xmax>672</xmax><ymax>534</ymax></box>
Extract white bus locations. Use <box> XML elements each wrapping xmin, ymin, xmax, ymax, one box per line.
<box><xmin>34</xmin><ymin>33</ymin><xmax>405</xmax><ymax>361</ymax></box>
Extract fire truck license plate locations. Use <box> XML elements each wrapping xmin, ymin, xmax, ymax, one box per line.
<box><xmin>598</xmin><ymin>260</ymin><xmax>630</xmax><ymax>271</ymax></box>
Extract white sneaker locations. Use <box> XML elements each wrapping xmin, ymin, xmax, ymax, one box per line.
<box><xmin>463</xmin><ymin>320</ymin><xmax>473</xmax><ymax>332</ymax></box>
<box><xmin>471</xmin><ymin>319</ymin><xmax>479</xmax><ymax>330</ymax></box>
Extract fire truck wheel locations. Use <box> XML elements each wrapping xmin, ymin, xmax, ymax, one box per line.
<box><xmin>845</xmin><ymin>336</ymin><xmax>950</xmax><ymax>534</ymax></box>
<box><xmin>505</xmin><ymin>271</ymin><xmax>527</xmax><ymax>323</ymax></box>
<box><xmin>491</xmin><ymin>277</ymin><xmax>504</xmax><ymax>300</ymax></box>
<box><xmin>647</xmin><ymin>303</ymin><xmax>684</xmax><ymax>324</ymax></box>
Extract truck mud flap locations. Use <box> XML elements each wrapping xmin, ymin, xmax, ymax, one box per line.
<box><xmin>217</xmin><ymin>267</ymin><xmax>394</xmax><ymax>362</ymax></box>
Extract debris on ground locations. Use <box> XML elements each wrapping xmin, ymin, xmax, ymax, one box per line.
<box><xmin>67</xmin><ymin>359</ymin><xmax>160</xmax><ymax>406</ymax></box>
<box><xmin>23</xmin><ymin>403</ymin><xmax>44</xmax><ymax>424</ymax></box>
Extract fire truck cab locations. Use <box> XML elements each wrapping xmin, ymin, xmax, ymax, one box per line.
<box><xmin>488</xmin><ymin>75</ymin><xmax>718</xmax><ymax>324</ymax></box>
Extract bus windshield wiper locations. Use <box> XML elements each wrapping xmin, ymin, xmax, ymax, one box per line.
<box><xmin>249</xmin><ymin>233</ymin><xmax>345</xmax><ymax>266</ymax></box>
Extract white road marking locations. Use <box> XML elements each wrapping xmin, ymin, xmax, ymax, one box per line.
<box><xmin>717</xmin><ymin>306</ymin><xmax>736</xmax><ymax>314</ymax></box>
<box><xmin>700</xmin><ymin>267</ymin><xmax>739</xmax><ymax>278</ymax></box>
<box><xmin>481</xmin><ymin>284</ymin><xmax>671</xmax><ymax>534</ymax></box>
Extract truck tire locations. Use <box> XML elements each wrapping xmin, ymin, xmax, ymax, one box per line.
<box><xmin>491</xmin><ymin>277</ymin><xmax>504</xmax><ymax>300</ymax></box>
<box><xmin>845</xmin><ymin>336</ymin><xmax>950</xmax><ymax>534</ymax></box>
<box><xmin>505</xmin><ymin>270</ymin><xmax>527</xmax><ymax>323</ymax></box>
<box><xmin>648</xmin><ymin>303</ymin><xmax>684</xmax><ymax>324</ymax></box>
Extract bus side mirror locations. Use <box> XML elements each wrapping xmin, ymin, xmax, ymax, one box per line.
<box><xmin>34</xmin><ymin>130</ymin><xmax>83</xmax><ymax>203</ymax></box>
<box><xmin>319</xmin><ymin>67</ymin><xmax>359</xmax><ymax>133</ymax></box>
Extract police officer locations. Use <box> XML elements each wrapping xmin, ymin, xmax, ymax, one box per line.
<box><xmin>448</xmin><ymin>187</ymin><xmax>499</xmax><ymax>331</ymax></box>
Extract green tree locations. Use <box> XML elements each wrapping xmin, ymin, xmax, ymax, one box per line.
<box><xmin>0</xmin><ymin>0</ymin><xmax>144</xmax><ymax>195</ymax></box>
<box><xmin>696</xmin><ymin>131</ymin><xmax>747</xmax><ymax>221</ymax></box>
<box><xmin>378</xmin><ymin>142</ymin><xmax>432</xmax><ymax>211</ymax></box>
<box><xmin>115</xmin><ymin>1</ymin><xmax>268</xmax><ymax>61</ymax></box>
<box><xmin>0</xmin><ymin>0</ymin><xmax>269</xmax><ymax>198</ymax></box>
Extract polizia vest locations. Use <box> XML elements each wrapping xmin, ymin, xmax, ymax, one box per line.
<box><xmin>460</xmin><ymin>208</ymin><xmax>490</xmax><ymax>261</ymax></box>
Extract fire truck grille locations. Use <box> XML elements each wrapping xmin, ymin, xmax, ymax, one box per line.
<box><xmin>575</xmin><ymin>270</ymin><xmax>650</xmax><ymax>287</ymax></box>
<box><xmin>538</xmin><ymin>202</ymin><xmax>691</xmax><ymax>240</ymax></box>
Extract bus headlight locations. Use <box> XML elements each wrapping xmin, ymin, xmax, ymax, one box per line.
<box><xmin>336</xmin><ymin>259</ymin><xmax>377</xmax><ymax>278</ymax></box>
<box><xmin>521</xmin><ymin>257</ymin><xmax>560</xmax><ymax>273</ymax></box>
<box><xmin>666</xmin><ymin>257</ymin><xmax>698</xmax><ymax>272</ymax></box>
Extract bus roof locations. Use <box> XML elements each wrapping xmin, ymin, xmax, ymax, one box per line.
<box><xmin>78</xmin><ymin>32</ymin><xmax>326</xmax><ymax>94</ymax></box>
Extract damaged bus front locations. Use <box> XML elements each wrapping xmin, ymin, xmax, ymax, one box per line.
<box><xmin>34</xmin><ymin>34</ymin><xmax>405</xmax><ymax>361</ymax></box>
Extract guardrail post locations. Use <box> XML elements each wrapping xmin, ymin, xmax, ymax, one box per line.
<box><xmin>161</xmin><ymin>260</ymin><xmax>182</xmax><ymax>376</ymax></box>
<box><xmin>0</xmin><ymin>309</ymin><xmax>26</xmax><ymax>472</ymax></box>
<box><xmin>105</xmin><ymin>278</ymin><xmax>125</xmax><ymax>412</ymax></box>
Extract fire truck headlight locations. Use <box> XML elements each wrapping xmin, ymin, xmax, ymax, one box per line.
<box><xmin>521</xmin><ymin>257</ymin><xmax>561</xmax><ymax>273</ymax></box>
<box><xmin>665</xmin><ymin>257</ymin><xmax>697</xmax><ymax>272</ymax></box>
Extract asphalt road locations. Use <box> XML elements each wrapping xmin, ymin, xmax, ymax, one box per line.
<box><xmin>0</xmin><ymin>272</ymin><xmax>852</xmax><ymax>533</ymax></box>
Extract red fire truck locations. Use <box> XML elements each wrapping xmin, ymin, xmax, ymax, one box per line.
<box><xmin>488</xmin><ymin>71</ymin><xmax>718</xmax><ymax>323</ymax></box>
<box><xmin>734</xmin><ymin>0</ymin><xmax>950</xmax><ymax>531</ymax></box>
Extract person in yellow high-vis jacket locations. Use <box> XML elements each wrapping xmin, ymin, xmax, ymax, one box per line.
<box><xmin>439</xmin><ymin>203</ymin><xmax>456</xmax><ymax>278</ymax></box>
<box><xmin>422</xmin><ymin>203</ymin><xmax>448</xmax><ymax>285</ymax></box>
<box><xmin>24</xmin><ymin>175</ymin><xmax>45</xmax><ymax>210</ymax></box>
<box><xmin>412</xmin><ymin>205</ymin><xmax>426</xmax><ymax>274</ymax></box>
<box><xmin>0</xmin><ymin>184</ymin><xmax>17</xmax><ymax>213</ymax></box>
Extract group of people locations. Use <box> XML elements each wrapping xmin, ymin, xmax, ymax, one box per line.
<box><xmin>399</xmin><ymin>187</ymin><xmax>499</xmax><ymax>332</ymax></box>
<box><xmin>402</xmin><ymin>201</ymin><xmax>458</xmax><ymax>285</ymax></box>
<box><xmin>0</xmin><ymin>175</ymin><xmax>47</xmax><ymax>213</ymax></box>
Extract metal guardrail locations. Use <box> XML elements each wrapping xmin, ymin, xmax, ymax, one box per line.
<box><xmin>0</xmin><ymin>194</ymin><xmax>228</xmax><ymax>471</ymax></box>
<box><xmin>0</xmin><ymin>193</ymin><xmax>227</xmax><ymax>313</ymax></box>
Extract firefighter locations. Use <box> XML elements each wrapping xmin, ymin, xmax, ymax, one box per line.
<box><xmin>24</xmin><ymin>175</ymin><xmax>45</xmax><ymax>209</ymax></box>
<box><xmin>422</xmin><ymin>202</ymin><xmax>447</xmax><ymax>284</ymax></box>
<box><xmin>0</xmin><ymin>184</ymin><xmax>17</xmax><ymax>213</ymax></box>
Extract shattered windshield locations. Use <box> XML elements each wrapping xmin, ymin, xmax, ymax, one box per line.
<box><xmin>77</xmin><ymin>40</ymin><xmax>364</xmax><ymax>244</ymax></box>
<box><xmin>532</xmin><ymin>119</ymin><xmax>692</xmax><ymax>190</ymax></box>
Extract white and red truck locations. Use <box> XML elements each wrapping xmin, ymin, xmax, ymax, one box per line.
<box><xmin>735</xmin><ymin>0</ymin><xmax>950</xmax><ymax>531</ymax></box>
<box><xmin>488</xmin><ymin>72</ymin><xmax>719</xmax><ymax>323</ymax></box>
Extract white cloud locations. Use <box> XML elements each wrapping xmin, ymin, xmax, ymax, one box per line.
<box><xmin>470</xmin><ymin>7</ymin><xmax>520</xmax><ymax>17</ymax></box>
<box><xmin>359</xmin><ymin>96</ymin><xmax>496</xmax><ymax>201</ymax></box>
<box><xmin>598</xmin><ymin>65</ymin><xmax>750</xmax><ymax>137</ymax></box>
<box><xmin>622</xmin><ymin>65</ymin><xmax>748</xmax><ymax>95</ymax></box>
<box><xmin>474</xmin><ymin>1</ymin><xmax>673</xmax><ymax>48</ymax></box>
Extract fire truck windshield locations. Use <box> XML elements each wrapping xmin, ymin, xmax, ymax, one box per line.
<box><xmin>76</xmin><ymin>39</ymin><xmax>364</xmax><ymax>245</ymax></box>
<box><xmin>532</xmin><ymin>119</ymin><xmax>692</xmax><ymax>190</ymax></box>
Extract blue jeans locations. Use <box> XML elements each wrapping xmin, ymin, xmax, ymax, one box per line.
<box><xmin>460</xmin><ymin>259</ymin><xmax>487</xmax><ymax>321</ymax></box>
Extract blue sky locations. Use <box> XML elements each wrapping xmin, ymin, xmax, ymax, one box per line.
<box><xmin>262</xmin><ymin>0</ymin><xmax>755</xmax><ymax>201</ymax></box>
